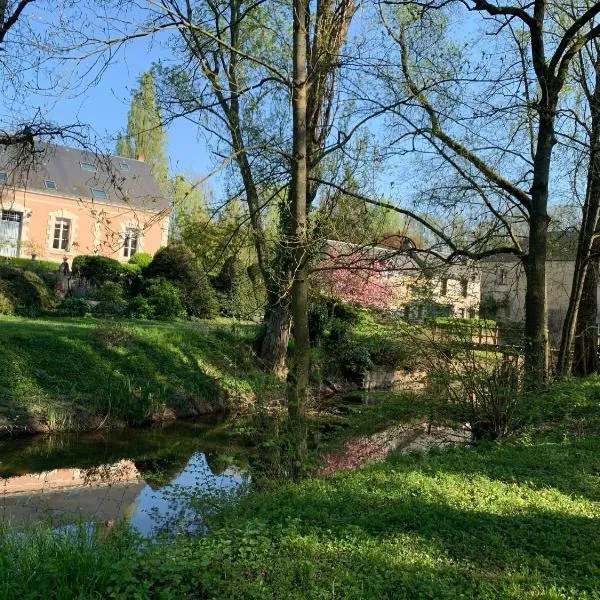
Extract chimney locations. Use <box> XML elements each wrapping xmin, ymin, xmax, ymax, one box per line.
<box><xmin>135</xmin><ymin>153</ymin><xmax>145</xmax><ymax>161</ymax></box>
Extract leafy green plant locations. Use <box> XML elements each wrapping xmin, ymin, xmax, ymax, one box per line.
<box><xmin>144</xmin><ymin>244</ymin><xmax>218</xmax><ymax>317</ymax></box>
<box><xmin>128</xmin><ymin>251</ymin><xmax>153</xmax><ymax>269</ymax></box>
<box><xmin>72</xmin><ymin>255</ymin><xmax>126</xmax><ymax>286</ymax></box>
<box><xmin>0</xmin><ymin>265</ymin><xmax>55</xmax><ymax>315</ymax></box>
<box><xmin>128</xmin><ymin>295</ymin><xmax>154</xmax><ymax>319</ymax></box>
<box><xmin>144</xmin><ymin>277</ymin><xmax>184</xmax><ymax>319</ymax></box>
<box><xmin>57</xmin><ymin>297</ymin><xmax>91</xmax><ymax>317</ymax></box>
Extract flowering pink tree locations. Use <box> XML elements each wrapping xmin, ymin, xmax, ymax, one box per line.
<box><xmin>316</xmin><ymin>247</ymin><xmax>396</xmax><ymax>309</ymax></box>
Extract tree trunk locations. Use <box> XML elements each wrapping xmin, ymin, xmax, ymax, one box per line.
<box><xmin>557</xmin><ymin>52</ymin><xmax>600</xmax><ymax>377</ymax></box>
<box><xmin>573</xmin><ymin>255</ymin><xmax>599</xmax><ymax>375</ymax></box>
<box><xmin>287</xmin><ymin>0</ymin><xmax>310</xmax><ymax>475</ymax></box>
<box><xmin>524</xmin><ymin>113</ymin><xmax>553</xmax><ymax>387</ymax></box>
<box><xmin>258</xmin><ymin>294</ymin><xmax>291</xmax><ymax>376</ymax></box>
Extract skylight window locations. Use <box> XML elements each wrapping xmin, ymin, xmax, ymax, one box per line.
<box><xmin>0</xmin><ymin>172</ymin><xmax>7</xmax><ymax>184</ymax></box>
<box><xmin>91</xmin><ymin>188</ymin><xmax>108</xmax><ymax>200</ymax></box>
<box><xmin>119</xmin><ymin>162</ymin><xmax>130</xmax><ymax>171</ymax></box>
<box><xmin>44</xmin><ymin>179</ymin><xmax>57</xmax><ymax>190</ymax></box>
<box><xmin>80</xmin><ymin>162</ymin><xmax>97</xmax><ymax>172</ymax></box>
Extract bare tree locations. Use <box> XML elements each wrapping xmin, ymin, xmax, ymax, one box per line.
<box><xmin>371</xmin><ymin>0</ymin><xmax>600</xmax><ymax>387</ymax></box>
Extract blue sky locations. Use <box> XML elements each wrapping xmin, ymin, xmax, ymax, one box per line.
<box><xmin>31</xmin><ymin>33</ymin><xmax>213</xmax><ymax>182</ymax></box>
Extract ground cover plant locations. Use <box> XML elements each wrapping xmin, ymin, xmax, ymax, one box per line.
<box><xmin>0</xmin><ymin>315</ymin><xmax>283</xmax><ymax>435</ymax></box>
<box><xmin>1</xmin><ymin>377</ymin><xmax>598</xmax><ymax>598</ymax></box>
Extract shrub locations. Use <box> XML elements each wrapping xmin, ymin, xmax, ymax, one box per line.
<box><xmin>213</xmin><ymin>256</ymin><xmax>263</xmax><ymax>319</ymax></box>
<box><xmin>187</xmin><ymin>278</ymin><xmax>220</xmax><ymax>318</ymax></box>
<box><xmin>144</xmin><ymin>244</ymin><xmax>198</xmax><ymax>288</ymax></box>
<box><xmin>337</xmin><ymin>339</ymin><xmax>374</xmax><ymax>379</ymax></box>
<box><xmin>0</xmin><ymin>266</ymin><xmax>55</xmax><ymax>315</ymax></box>
<box><xmin>0</xmin><ymin>282</ymin><xmax>14</xmax><ymax>315</ymax></box>
<box><xmin>72</xmin><ymin>255</ymin><xmax>125</xmax><ymax>286</ymax></box>
<box><xmin>57</xmin><ymin>297</ymin><xmax>91</xmax><ymax>317</ymax></box>
<box><xmin>144</xmin><ymin>245</ymin><xmax>218</xmax><ymax>317</ymax></box>
<box><xmin>144</xmin><ymin>278</ymin><xmax>184</xmax><ymax>319</ymax></box>
<box><xmin>426</xmin><ymin>348</ymin><xmax>522</xmax><ymax>440</ymax></box>
<box><xmin>128</xmin><ymin>252</ymin><xmax>153</xmax><ymax>269</ymax></box>
<box><xmin>98</xmin><ymin>281</ymin><xmax>126</xmax><ymax>305</ymax></box>
<box><xmin>128</xmin><ymin>295</ymin><xmax>154</xmax><ymax>319</ymax></box>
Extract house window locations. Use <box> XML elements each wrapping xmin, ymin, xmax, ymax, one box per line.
<box><xmin>80</xmin><ymin>162</ymin><xmax>97</xmax><ymax>172</ymax></box>
<box><xmin>0</xmin><ymin>210</ymin><xmax>22</xmax><ymax>258</ymax></box>
<box><xmin>91</xmin><ymin>188</ymin><xmax>108</xmax><ymax>200</ymax></box>
<box><xmin>119</xmin><ymin>162</ymin><xmax>130</xmax><ymax>171</ymax></box>
<box><xmin>53</xmin><ymin>218</ymin><xmax>71</xmax><ymax>250</ymax></box>
<box><xmin>440</xmin><ymin>278</ymin><xmax>448</xmax><ymax>296</ymax></box>
<box><xmin>497</xmin><ymin>268</ymin><xmax>507</xmax><ymax>285</ymax></box>
<box><xmin>44</xmin><ymin>179</ymin><xmax>57</xmax><ymax>190</ymax></box>
<box><xmin>461</xmin><ymin>279</ymin><xmax>468</xmax><ymax>297</ymax></box>
<box><xmin>0</xmin><ymin>172</ymin><xmax>7</xmax><ymax>184</ymax></box>
<box><xmin>123</xmin><ymin>228</ymin><xmax>139</xmax><ymax>258</ymax></box>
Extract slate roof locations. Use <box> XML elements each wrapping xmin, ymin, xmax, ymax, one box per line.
<box><xmin>0</xmin><ymin>142</ymin><xmax>168</xmax><ymax>212</ymax></box>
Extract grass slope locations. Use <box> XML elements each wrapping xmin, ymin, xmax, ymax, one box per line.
<box><xmin>0</xmin><ymin>315</ymin><xmax>282</xmax><ymax>434</ymax></box>
<box><xmin>2</xmin><ymin>378</ymin><xmax>599</xmax><ymax>598</ymax></box>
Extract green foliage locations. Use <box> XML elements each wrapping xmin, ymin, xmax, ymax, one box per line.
<box><xmin>0</xmin><ymin>283</ymin><xmax>14</xmax><ymax>315</ymax></box>
<box><xmin>4</xmin><ymin>378</ymin><xmax>600</xmax><ymax>598</ymax></box>
<box><xmin>128</xmin><ymin>295</ymin><xmax>154</xmax><ymax>319</ymax></box>
<box><xmin>0</xmin><ymin>315</ymin><xmax>283</xmax><ymax>433</ymax></box>
<box><xmin>322</xmin><ymin>306</ymin><xmax>422</xmax><ymax>378</ymax></box>
<box><xmin>143</xmin><ymin>277</ymin><xmax>184</xmax><ymax>319</ymax></box>
<box><xmin>128</xmin><ymin>251</ymin><xmax>153</xmax><ymax>269</ymax></box>
<box><xmin>72</xmin><ymin>255</ymin><xmax>126</xmax><ymax>286</ymax></box>
<box><xmin>98</xmin><ymin>281</ymin><xmax>126</xmax><ymax>304</ymax></box>
<box><xmin>57</xmin><ymin>297</ymin><xmax>91</xmax><ymax>317</ymax></box>
<box><xmin>144</xmin><ymin>244</ymin><xmax>219</xmax><ymax>318</ymax></box>
<box><xmin>214</xmin><ymin>256</ymin><xmax>264</xmax><ymax>319</ymax></box>
<box><xmin>0</xmin><ymin>265</ymin><xmax>55</xmax><ymax>316</ymax></box>
<box><xmin>116</xmin><ymin>71</ymin><xmax>168</xmax><ymax>186</ymax></box>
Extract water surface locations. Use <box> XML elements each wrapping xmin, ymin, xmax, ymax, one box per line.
<box><xmin>0</xmin><ymin>421</ymin><xmax>249</xmax><ymax>537</ymax></box>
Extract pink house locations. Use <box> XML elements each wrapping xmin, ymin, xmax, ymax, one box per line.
<box><xmin>0</xmin><ymin>143</ymin><xmax>169</xmax><ymax>263</ymax></box>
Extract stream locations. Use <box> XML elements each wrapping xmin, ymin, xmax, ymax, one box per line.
<box><xmin>0</xmin><ymin>419</ymin><xmax>249</xmax><ymax>537</ymax></box>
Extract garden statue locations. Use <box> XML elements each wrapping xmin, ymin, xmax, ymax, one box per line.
<box><xmin>57</xmin><ymin>257</ymin><xmax>71</xmax><ymax>297</ymax></box>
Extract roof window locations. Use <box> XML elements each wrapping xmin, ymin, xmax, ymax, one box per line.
<box><xmin>119</xmin><ymin>161</ymin><xmax>130</xmax><ymax>171</ymax></box>
<box><xmin>0</xmin><ymin>172</ymin><xmax>7</xmax><ymax>184</ymax></box>
<box><xmin>80</xmin><ymin>162</ymin><xmax>97</xmax><ymax>172</ymax></box>
<box><xmin>44</xmin><ymin>179</ymin><xmax>57</xmax><ymax>190</ymax></box>
<box><xmin>91</xmin><ymin>187</ymin><xmax>108</xmax><ymax>200</ymax></box>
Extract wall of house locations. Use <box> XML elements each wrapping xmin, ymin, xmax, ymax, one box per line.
<box><xmin>480</xmin><ymin>259</ymin><xmax>600</xmax><ymax>343</ymax></box>
<box><xmin>2</xmin><ymin>188</ymin><xmax>169</xmax><ymax>263</ymax></box>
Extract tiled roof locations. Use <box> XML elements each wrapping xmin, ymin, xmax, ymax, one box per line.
<box><xmin>0</xmin><ymin>142</ymin><xmax>168</xmax><ymax>212</ymax></box>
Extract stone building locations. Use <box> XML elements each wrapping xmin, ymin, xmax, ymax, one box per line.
<box><xmin>479</xmin><ymin>231</ymin><xmax>593</xmax><ymax>341</ymax></box>
<box><xmin>319</xmin><ymin>239</ymin><xmax>481</xmax><ymax>320</ymax></box>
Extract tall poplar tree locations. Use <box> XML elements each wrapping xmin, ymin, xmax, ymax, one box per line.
<box><xmin>116</xmin><ymin>71</ymin><xmax>169</xmax><ymax>186</ymax></box>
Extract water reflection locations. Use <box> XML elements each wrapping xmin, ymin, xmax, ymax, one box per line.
<box><xmin>0</xmin><ymin>423</ymin><xmax>249</xmax><ymax>537</ymax></box>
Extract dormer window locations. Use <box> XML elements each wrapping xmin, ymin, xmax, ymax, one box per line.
<box><xmin>44</xmin><ymin>179</ymin><xmax>57</xmax><ymax>190</ymax></box>
<box><xmin>119</xmin><ymin>162</ymin><xmax>130</xmax><ymax>171</ymax></box>
<box><xmin>0</xmin><ymin>172</ymin><xmax>7</xmax><ymax>184</ymax></box>
<box><xmin>80</xmin><ymin>162</ymin><xmax>97</xmax><ymax>172</ymax></box>
<box><xmin>91</xmin><ymin>188</ymin><xmax>108</xmax><ymax>200</ymax></box>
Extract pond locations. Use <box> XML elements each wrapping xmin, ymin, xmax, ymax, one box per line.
<box><xmin>0</xmin><ymin>420</ymin><xmax>250</xmax><ymax>537</ymax></box>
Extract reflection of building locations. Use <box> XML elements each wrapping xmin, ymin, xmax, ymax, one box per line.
<box><xmin>0</xmin><ymin>461</ymin><xmax>144</xmax><ymax>526</ymax></box>
<box><xmin>318</xmin><ymin>240</ymin><xmax>481</xmax><ymax>320</ymax></box>
<box><xmin>0</xmin><ymin>143</ymin><xmax>169</xmax><ymax>262</ymax></box>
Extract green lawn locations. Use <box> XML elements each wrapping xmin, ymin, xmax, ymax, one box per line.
<box><xmin>0</xmin><ymin>315</ymin><xmax>282</xmax><ymax>434</ymax></box>
<box><xmin>1</xmin><ymin>377</ymin><xmax>599</xmax><ymax>598</ymax></box>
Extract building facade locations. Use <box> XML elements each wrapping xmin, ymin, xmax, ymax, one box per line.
<box><xmin>479</xmin><ymin>232</ymin><xmax>599</xmax><ymax>342</ymax></box>
<box><xmin>0</xmin><ymin>143</ymin><xmax>169</xmax><ymax>263</ymax></box>
<box><xmin>319</xmin><ymin>240</ymin><xmax>481</xmax><ymax>320</ymax></box>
